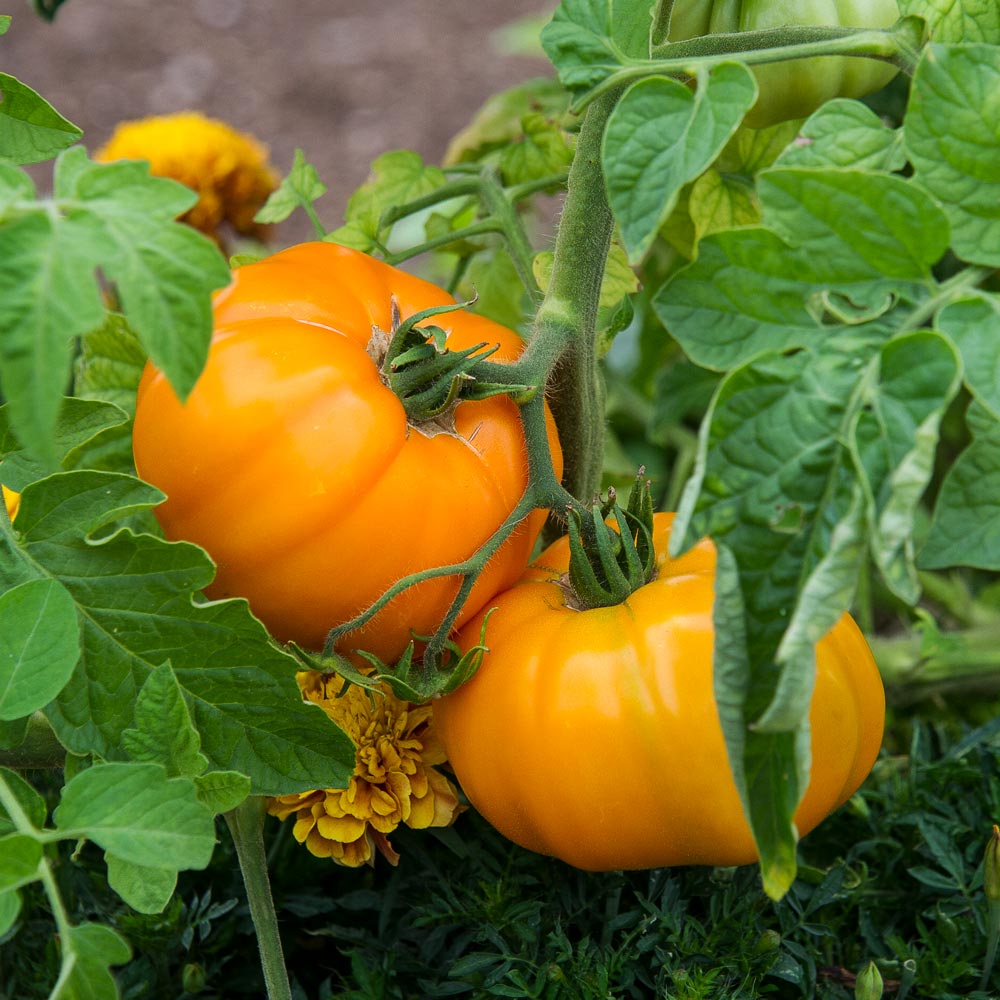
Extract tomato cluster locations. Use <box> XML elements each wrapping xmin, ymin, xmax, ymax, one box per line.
<box><xmin>132</xmin><ymin>243</ymin><xmax>883</xmax><ymax>871</ymax></box>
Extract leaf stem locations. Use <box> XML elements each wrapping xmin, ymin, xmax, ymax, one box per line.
<box><xmin>384</xmin><ymin>219</ymin><xmax>503</xmax><ymax>266</ymax></box>
<box><xmin>899</xmin><ymin>265</ymin><xmax>995</xmax><ymax>332</ymax></box>
<box><xmin>224</xmin><ymin>798</ymin><xmax>291</xmax><ymax>1000</ymax></box>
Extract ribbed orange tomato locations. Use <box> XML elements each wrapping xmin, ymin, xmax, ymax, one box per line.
<box><xmin>132</xmin><ymin>242</ymin><xmax>561</xmax><ymax>660</ymax></box>
<box><xmin>434</xmin><ymin>512</ymin><xmax>884</xmax><ymax>871</ymax></box>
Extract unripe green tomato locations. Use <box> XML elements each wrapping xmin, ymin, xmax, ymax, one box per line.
<box><xmin>668</xmin><ymin>0</ymin><xmax>901</xmax><ymax>128</ymax></box>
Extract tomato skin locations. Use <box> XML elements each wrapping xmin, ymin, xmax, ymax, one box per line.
<box><xmin>434</xmin><ymin>512</ymin><xmax>884</xmax><ymax>871</ymax></box>
<box><xmin>668</xmin><ymin>0</ymin><xmax>900</xmax><ymax>128</ymax></box>
<box><xmin>132</xmin><ymin>242</ymin><xmax>562</xmax><ymax>660</ymax></box>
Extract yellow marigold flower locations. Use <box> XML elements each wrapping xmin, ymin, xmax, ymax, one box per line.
<box><xmin>267</xmin><ymin>672</ymin><xmax>461</xmax><ymax>867</ymax></box>
<box><xmin>95</xmin><ymin>111</ymin><xmax>278</xmax><ymax>245</ymax></box>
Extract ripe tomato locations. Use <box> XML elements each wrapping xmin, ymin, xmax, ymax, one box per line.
<box><xmin>132</xmin><ymin>242</ymin><xmax>561</xmax><ymax>660</ymax></box>
<box><xmin>434</xmin><ymin>512</ymin><xmax>884</xmax><ymax>871</ymax></box>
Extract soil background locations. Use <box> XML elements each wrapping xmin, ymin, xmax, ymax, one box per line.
<box><xmin>4</xmin><ymin>0</ymin><xmax>554</xmax><ymax>243</ymax></box>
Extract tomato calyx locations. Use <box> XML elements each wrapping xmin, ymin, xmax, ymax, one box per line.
<box><xmin>564</xmin><ymin>471</ymin><xmax>656</xmax><ymax>610</ymax></box>
<box><xmin>292</xmin><ymin>613</ymin><xmax>493</xmax><ymax>703</ymax></box>
<box><xmin>370</xmin><ymin>298</ymin><xmax>536</xmax><ymax>429</ymax></box>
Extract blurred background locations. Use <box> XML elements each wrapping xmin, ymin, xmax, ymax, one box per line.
<box><xmin>3</xmin><ymin>0</ymin><xmax>553</xmax><ymax>242</ymax></box>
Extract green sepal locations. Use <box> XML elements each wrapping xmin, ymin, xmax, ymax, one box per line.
<box><xmin>567</xmin><ymin>472</ymin><xmax>656</xmax><ymax>609</ymax></box>
<box><xmin>380</xmin><ymin>300</ymin><xmax>531</xmax><ymax>422</ymax></box>
<box><xmin>294</xmin><ymin>616</ymin><xmax>493</xmax><ymax>704</ymax></box>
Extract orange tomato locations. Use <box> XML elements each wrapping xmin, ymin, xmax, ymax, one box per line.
<box><xmin>132</xmin><ymin>242</ymin><xmax>561</xmax><ymax>659</ymax></box>
<box><xmin>435</xmin><ymin>512</ymin><xmax>884</xmax><ymax>871</ymax></box>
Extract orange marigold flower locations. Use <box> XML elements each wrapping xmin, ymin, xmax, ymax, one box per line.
<box><xmin>267</xmin><ymin>672</ymin><xmax>461</xmax><ymax>867</ymax></box>
<box><xmin>95</xmin><ymin>111</ymin><xmax>278</xmax><ymax>245</ymax></box>
<box><xmin>2</xmin><ymin>486</ymin><xmax>18</xmax><ymax>522</ymax></box>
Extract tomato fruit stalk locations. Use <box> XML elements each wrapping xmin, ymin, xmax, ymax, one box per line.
<box><xmin>132</xmin><ymin>242</ymin><xmax>562</xmax><ymax>662</ymax></box>
<box><xmin>668</xmin><ymin>0</ymin><xmax>901</xmax><ymax>127</ymax></box>
<box><xmin>434</xmin><ymin>513</ymin><xmax>885</xmax><ymax>871</ymax></box>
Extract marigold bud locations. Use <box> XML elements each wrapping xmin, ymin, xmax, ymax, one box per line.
<box><xmin>855</xmin><ymin>960</ymin><xmax>883</xmax><ymax>1000</ymax></box>
<box><xmin>985</xmin><ymin>824</ymin><xmax>1000</xmax><ymax>903</ymax></box>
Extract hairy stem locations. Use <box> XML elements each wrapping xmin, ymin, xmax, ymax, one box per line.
<box><xmin>224</xmin><ymin>799</ymin><xmax>291</xmax><ymax>1000</ymax></box>
<box><xmin>529</xmin><ymin>89</ymin><xmax>618</xmax><ymax>503</ymax></box>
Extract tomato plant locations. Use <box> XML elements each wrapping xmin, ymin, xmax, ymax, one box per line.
<box><xmin>667</xmin><ymin>0</ymin><xmax>901</xmax><ymax>126</ymax></box>
<box><xmin>435</xmin><ymin>513</ymin><xmax>884</xmax><ymax>871</ymax></box>
<box><xmin>132</xmin><ymin>241</ymin><xmax>561</xmax><ymax>661</ymax></box>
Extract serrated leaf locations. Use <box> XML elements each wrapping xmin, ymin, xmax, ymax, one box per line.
<box><xmin>0</xmin><ymin>397</ymin><xmax>128</xmax><ymax>486</ymax></box>
<box><xmin>654</xmin><ymin>168</ymin><xmax>949</xmax><ymax>370</ymax></box>
<box><xmin>0</xmin><ymin>833</ymin><xmax>42</xmax><ymax>891</ymax></box>
<box><xmin>105</xmin><ymin>853</ymin><xmax>178</xmax><ymax>914</ymax></box>
<box><xmin>899</xmin><ymin>0</ymin><xmax>1000</xmax><ymax>42</ymax></box>
<box><xmin>499</xmin><ymin>113</ymin><xmax>574</xmax><ymax>187</ymax></box>
<box><xmin>328</xmin><ymin>150</ymin><xmax>447</xmax><ymax>251</ymax></box>
<box><xmin>541</xmin><ymin>0</ymin><xmax>652</xmax><ymax>93</ymax></box>
<box><xmin>775</xmin><ymin>100</ymin><xmax>906</xmax><ymax>172</ymax></box>
<box><xmin>0</xmin><ymin>148</ymin><xmax>229</xmax><ymax>466</ymax></box>
<box><xmin>0</xmin><ymin>72</ymin><xmax>82</xmax><ymax>164</ymax></box>
<box><xmin>672</xmin><ymin>345</ymin><xmax>875</xmax><ymax>895</ymax></box>
<box><xmin>603</xmin><ymin>64</ymin><xmax>758</xmax><ymax>263</ymax></box>
<box><xmin>54</xmin><ymin>762</ymin><xmax>215</xmax><ymax>870</ymax></box>
<box><xmin>850</xmin><ymin>332</ymin><xmax>960</xmax><ymax>603</ymax></box>
<box><xmin>71</xmin><ymin>313</ymin><xmax>148</xmax><ymax>474</ymax></box>
<box><xmin>193</xmin><ymin>770</ymin><xmax>251</xmax><ymax>814</ymax></box>
<box><xmin>122</xmin><ymin>661</ymin><xmax>209</xmax><ymax>778</ymax></box>
<box><xmin>254</xmin><ymin>147</ymin><xmax>327</xmax><ymax>228</ymax></box>
<box><xmin>444</xmin><ymin>77</ymin><xmax>571</xmax><ymax>165</ymax></box>
<box><xmin>906</xmin><ymin>44</ymin><xmax>1000</xmax><ymax>266</ymax></box>
<box><xmin>62</xmin><ymin>922</ymin><xmax>132</xmax><ymax>1000</ymax></box>
<box><xmin>0</xmin><ymin>470</ymin><xmax>355</xmax><ymax>794</ymax></box>
<box><xmin>0</xmin><ymin>578</ymin><xmax>79</xmax><ymax>720</ymax></box>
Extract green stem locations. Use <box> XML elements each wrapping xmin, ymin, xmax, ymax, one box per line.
<box><xmin>384</xmin><ymin>219</ymin><xmax>503</xmax><ymax>266</ymax></box>
<box><xmin>304</xmin><ymin>201</ymin><xmax>327</xmax><ymax>240</ymax></box>
<box><xmin>224</xmin><ymin>798</ymin><xmax>291</xmax><ymax>1000</ymax></box>
<box><xmin>899</xmin><ymin>265</ymin><xmax>994</xmax><ymax>332</ymax></box>
<box><xmin>379</xmin><ymin>178</ymin><xmax>482</xmax><ymax>228</ymax></box>
<box><xmin>582</xmin><ymin>21</ymin><xmax>923</xmax><ymax>110</ymax></box>
<box><xmin>529</xmin><ymin>89</ymin><xmax>618</xmax><ymax>502</ymax></box>
<box><xmin>983</xmin><ymin>902</ymin><xmax>1000</xmax><ymax>990</ymax></box>
<box><xmin>476</xmin><ymin>167</ymin><xmax>544</xmax><ymax>306</ymax></box>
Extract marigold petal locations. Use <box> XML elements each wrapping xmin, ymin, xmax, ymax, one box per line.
<box><xmin>316</xmin><ymin>811</ymin><xmax>368</xmax><ymax>843</ymax></box>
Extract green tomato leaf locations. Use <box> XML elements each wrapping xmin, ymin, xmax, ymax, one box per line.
<box><xmin>603</xmin><ymin>64</ymin><xmax>758</xmax><ymax>263</ymax></box>
<box><xmin>0</xmin><ymin>72</ymin><xmax>82</xmax><ymax>165</ymax></box>
<box><xmin>0</xmin><ymin>149</ymin><xmax>229</xmax><ymax>468</ymax></box>
<box><xmin>62</xmin><ymin>922</ymin><xmax>132</xmax><ymax>1000</ymax></box>
<box><xmin>499</xmin><ymin>114</ymin><xmax>574</xmax><ymax>187</ymax></box>
<box><xmin>328</xmin><ymin>150</ymin><xmax>447</xmax><ymax>252</ymax></box>
<box><xmin>0</xmin><ymin>890</ymin><xmax>21</xmax><ymax>937</ymax></box>
<box><xmin>0</xmin><ymin>16</ymin><xmax>10</xmax><ymax>34</ymax></box>
<box><xmin>54</xmin><ymin>762</ymin><xmax>215</xmax><ymax>870</ymax></box>
<box><xmin>0</xmin><ymin>766</ymin><xmax>48</xmax><ymax>833</ymax></box>
<box><xmin>775</xmin><ymin>99</ymin><xmax>907</xmax><ymax>172</ymax></box>
<box><xmin>921</xmin><ymin>416</ymin><xmax>1000</xmax><ymax>570</ymax></box>
<box><xmin>0</xmin><ymin>578</ymin><xmax>79</xmax><ymax>720</ymax></box>
<box><xmin>899</xmin><ymin>0</ymin><xmax>1000</xmax><ymax>42</ymax></box>
<box><xmin>444</xmin><ymin>78</ymin><xmax>571</xmax><ymax>165</ymax></box>
<box><xmin>122</xmin><ymin>661</ymin><xmax>210</xmax><ymax>779</ymax></box>
<box><xmin>937</xmin><ymin>294</ymin><xmax>1000</xmax><ymax>417</ymax></box>
<box><xmin>654</xmin><ymin>168</ymin><xmax>949</xmax><ymax>370</ymax></box>
<box><xmin>105</xmin><ymin>853</ymin><xmax>178</xmax><ymax>914</ymax></box>
<box><xmin>906</xmin><ymin>44</ymin><xmax>1000</xmax><ymax>266</ymax></box>
<box><xmin>850</xmin><ymin>332</ymin><xmax>961</xmax><ymax>604</ymax></box>
<box><xmin>193</xmin><ymin>770</ymin><xmax>251</xmax><ymax>814</ymax></box>
<box><xmin>0</xmin><ymin>398</ymin><xmax>129</xmax><ymax>487</ymax></box>
<box><xmin>541</xmin><ymin>0</ymin><xmax>652</xmax><ymax>93</ymax></box>
<box><xmin>0</xmin><ymin>833</ymin><xmax>42</xmax><ymax>891</ymax></box>
<box><xmin>71</xmin><ymin>313</ymin><xmax>148</xmax><ymax>474</ymax></box>
<box><xmin>0</xmin><ymin>470</ymin><xmax>356</xmax><ymax>795</ymax></box>
<box><xmin>254</xmin><ymin>147</ymin><xmax>328</xmax><ymax>228</ymax></box>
